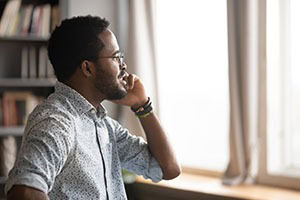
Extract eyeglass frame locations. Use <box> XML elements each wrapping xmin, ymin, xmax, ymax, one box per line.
<box><xmin>97</xmin><ymin>52</ymin><xmax>124</xmax><ymax>66</ymax></box>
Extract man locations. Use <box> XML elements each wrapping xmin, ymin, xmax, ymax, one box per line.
<box><xmin>5</xmin><ymin>16</ymin><xmax>181</xmax><ymax>199</ymax></box>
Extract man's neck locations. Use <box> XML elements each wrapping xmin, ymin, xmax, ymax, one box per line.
<box><xmin>64</xmin><ymin>78</ymin><xmax>106</xmax><ymax>109</ymax></box>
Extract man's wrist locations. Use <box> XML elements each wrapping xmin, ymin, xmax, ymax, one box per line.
<box><xmin>131</xmin><ymin>97</ymin><xmax>153</xmax><ymax>118</ymax></box>
<box><xmin>131</xmin><ymin>97</ymin><xmax>148</xmax><ymax>110</ymax></box>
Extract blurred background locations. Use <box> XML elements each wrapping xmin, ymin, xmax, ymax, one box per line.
<box><xmin>0</xmin><ymin>0</ymin><xmax>300</xmax><ymax>199</ymax></box>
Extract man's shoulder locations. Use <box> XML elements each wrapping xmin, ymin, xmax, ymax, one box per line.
<box><xmin>27</xmin><ymin>93</ymin><xmax>76</xmax><ymax>128</ymax></box>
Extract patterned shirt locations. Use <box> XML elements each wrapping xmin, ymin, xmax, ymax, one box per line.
<box><xmin>5</xmin><ymin>81</ymin><xmax>162</xmax><ymax>200</ymax></box>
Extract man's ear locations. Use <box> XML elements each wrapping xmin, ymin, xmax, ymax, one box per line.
<box><xmin>80</xmin><ymin>60</ymin><xmax>94</xmax><ymax>78</ymax></box>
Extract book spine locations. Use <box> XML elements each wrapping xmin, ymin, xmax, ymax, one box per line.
<box><xmin>29</xmin><ymin>46</ymin><xmax>37</xmax><ymax>78</ymax></box>
<box><xmin>38</xmin><ymin>46</ymin><xmax>47</xmax><ymax>78</ymax></box>
<box><xmin>2</xmin><ymin>95</ymin><xmax>10</xmax><ymax>126</ymax></box>
<box><xmin>21</xmin><ymin>5</ymin><xmax>34</xmax><ymax>36</ymax></box>
<box><xmin>50</xmin><ymin>5</ymin><xmax>60</xmax><ymax>32</ymax></box>
<box><xmin>0</xmin><ymin>0</ymin><xmax>21</xmax><ymax>36</ymax></box>
<box><xmin>0</xmin><ymin>97</ymin><xmax>2</xmax><ymax>126</ymax></box>
<box><xmin>21</xmin><ymin>46</ymin><xmax>29</xmax><ymax>78</ymax></box>
<box><xmin>30</xmin><ymin>6</ymin><xmax>42</xmax><ymax>36</ymax></box>
<box><xmin>39</xmin><ymin>4</ymin><xmax>51</xmax><ymax>38</ymax></box>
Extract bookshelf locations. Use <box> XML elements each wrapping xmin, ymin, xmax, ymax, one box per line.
<box><xmin>0</xmin><ymin>78</ymin><xmax>56</xmax><ymax>87</ymax></box>
<box><xmin>0</xmin><ymin>35</ymin><xmax>48</xmax><ymax>42</ymax></box>
<box><xmin>0</xmin><ymin>126</ymin><xmax>23</xmax><ymax>136</ymax></box>
<box><xmin>0</xmin><ymin>0</ymin><xmax>61</xmax><ymax>132</ymax></box>
<box><xmin>0</xmin><ymin>0</ymin><xmax>61</xmax><ymax>191</ymax></box>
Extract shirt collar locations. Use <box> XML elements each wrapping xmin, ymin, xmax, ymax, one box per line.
<box><xmin>54</xmin><ymin>81</ymin><xmax>107</xmax><ymax>117</ymax></box>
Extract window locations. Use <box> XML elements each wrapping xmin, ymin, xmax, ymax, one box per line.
<box><xmin>267</xmin><ymin>0</ymin><xmax>300</xmax><ymax>178</ymax></box>
<box><xmin>156</xmin><ymin>0</ymin><xmax>229</xmax><ymax>172</ymax></box>
<box><xmin>259</xmin><ymin>0</ymin><xmax>300</xmax><ymax>189</ymax></box>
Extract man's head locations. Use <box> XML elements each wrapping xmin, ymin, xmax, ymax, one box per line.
<box><xmin>48</xmin><ymin>15</ymin><xmax>109</xmax><ymax>82</ymax></box>
<box><xmin>48</xmin><ymin>16</ymin><xmax>128</xmax><ymax>100</ymax></box>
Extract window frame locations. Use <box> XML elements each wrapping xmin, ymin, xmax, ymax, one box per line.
<box><xmin>257</xmin><ymin>0</ymin><xmax>300</xmax><ymax>190</ymax></box>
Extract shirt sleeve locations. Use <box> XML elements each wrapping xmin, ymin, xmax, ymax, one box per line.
<box><xmin>113</xmin><ymin>120</ymin><xmax>163</xmax><ymax>183</ymax></box>
<box><xmin>5</xmin><ymin>112</ymin><xmax>74</xmax><ymax>195</ymax></box>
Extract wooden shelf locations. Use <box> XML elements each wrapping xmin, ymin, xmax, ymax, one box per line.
<box><xmin>0</xmin><ymin>126</ymin><xmax>24</xmax><ymax>136</ymax></box>
<box><xmin>0</xmin><ymin>78</ymin><xmax>56</xmax><ymax>87</ymax></box>
<box><xmin>0</xmin><ymin>36</ymin><xmax>49</xmax><ymax>43</ymax></box>
<box><xmin>135</xmin><ymin>174</ymin><xmax>300</xmax><ymax>200</ymax></box>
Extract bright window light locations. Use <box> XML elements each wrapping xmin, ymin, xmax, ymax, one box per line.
<box><xmin>267</xmin><ymin>0</ymin><xmax>300</xmax><ymax>176</ymax></box>
<box><xmin>156</xmin><ymin>0</ymin><xmax>229</xmax><ymax>171</ymax></box>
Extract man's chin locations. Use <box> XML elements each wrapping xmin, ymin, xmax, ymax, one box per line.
<box><xmin>106</xmin><ymin>89</ymin><xmax>127</xmax><ymax>100</ymax></box>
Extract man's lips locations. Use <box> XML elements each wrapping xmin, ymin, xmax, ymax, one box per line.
<box><xmin>119</xmin><ymin>70</ymin><xmax>129</xmax><ymax>82</ymax></box>
<box><xmin>118</xmin><ymin>70</ymin><xmax>127</xmax><ymax>80</ymax></box>
<box><xmin>119</xmin><ymin>71</ymin><xmax>128</xmax><ymax>88</ymax></box>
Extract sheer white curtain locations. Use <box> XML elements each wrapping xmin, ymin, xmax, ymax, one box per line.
<box><xmin>222</xmin><ymin>0</ymin><xmax>265</xmax><ymax>185</ymax></box>
<box><xmin>118</xmin><ymin>0</ymin><xmax>159</xmax><ymax>138</ymax></box>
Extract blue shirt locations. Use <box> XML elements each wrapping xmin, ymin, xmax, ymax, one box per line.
<box><xmin>5</xmin><ymin>81</ymin><xmax>162</xmax><ymax>200</ymax></box>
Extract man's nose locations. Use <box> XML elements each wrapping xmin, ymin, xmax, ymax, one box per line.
<box><xmin>120</xmin><ymin>62</ymin><xmax>127</xmax><ymax>71</ymax></box>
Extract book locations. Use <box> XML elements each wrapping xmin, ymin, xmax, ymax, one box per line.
<box><xmin>39</xmin><ymin>4</ymin><xmax>51</xmax><ymax>37</ymax></box>
<box><xmin>5</xmin><ymin>5</ymin><xmax>20</xmax><ymax>36</ymax></box>
<box><xmin>0</xmin><ymin>0</ymin><xmax>22</xmax><ymax>36</ymax></box>
<box><xmin>1</xmin><ymin>92</ymin><xmax>43</xmax><ymax>126</ymax></box>
<box><xmin>21</xmin><ymin>46</ymin><xmax>29</xmax><ymax>78</ymax></box>
<box><xmin>15</xmin><ymin>5</ymin><xmax>26</xmax><ymax>36</ymax></box>
<box><xmin>15</xmin><ymin>100</ymin><xmax>25</xmax><ymax>125</ymax></box>
<box><xmin>21</xmin><ymin>4</ymin><xmax>33</xmax><ymax>36</ymax></box>
<box><xmin>38</xmin><ymin>46</ymin><xmax>47</xmax><ymax>78</ymax></box>
<box><xmin>29</xmin><ymin>46</ymin><xmax>36</xmax><ymax>78</ymax></box>
<box><xmin>2</xmin><ymin>95</ymin><xmax>17</xmax><ymax>126</ymax></box>
<box><xmin>0</xmin><ymin>97</ymin><xmax>2</xmax><ymax>126</ymax></box>
<box><xmin>1</xmin><ymin>96</ymin><xmax>9</xmax><ymax>126</ymax></box>
<box><xmin>30</xmin><ymin>5</ymin><xmax>41</xmax><ymax>36</ymax></box>
<box><xmin>50</xmin><ymin>5</ymin><xmax>60</xmax><ymax>32</ymax></box>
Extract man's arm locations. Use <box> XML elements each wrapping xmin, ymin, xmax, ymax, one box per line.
<box><xmin>7</xmin><ymin>185</ymin><xmax>49</xmax><ymax>200</ymax></box>
<box><xmin>114</xmin><ymin>74</ymin><xmax>181</xmax><ymax>180</ymax></box>
<box><xmin>5</xmin><ymin>112</ymin><xmax>73</xmax><ymax>199</ymax></box>
<box><xmin>138</xmin><ymin>112</ymin><xmax>181</xmax><ymax>180</ymax></box>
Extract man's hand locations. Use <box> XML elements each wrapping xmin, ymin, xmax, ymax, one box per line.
<box><xmin>114</xmin><ymin>74</ymin><xmax>148</xmax><ymax>109</ymax></box>
<box><xmin>7</xmin><ymin>185</ymin><xmax>49</xmax><ymax>200</ymax></box>
<box><xmin>114</xmin><ymin>73</ymin><xmax>181</xmax><ymax>180</ymax></box>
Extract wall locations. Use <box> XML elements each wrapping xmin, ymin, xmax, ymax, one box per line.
<box><xmin>64</xmin><ymin>0</ymin><xmax>118</xmax><ymax>34</ymax></box>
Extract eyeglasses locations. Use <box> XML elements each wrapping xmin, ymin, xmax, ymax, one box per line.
<box><xmin>98</xmin><ymin>52</ymin><xmax>124</xmax><ymax>66</ymax></box>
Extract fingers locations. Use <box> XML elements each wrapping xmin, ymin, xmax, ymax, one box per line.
<box><xmin>126</xmin><ymin>74</ymin><xmax>140</xmax><ymax>90</ymax></box>
<box><xmin>123</xmin><ymin>74</ymin><xmax>129</xmax><ymax>90</ymax></box>
<box><xmin>127</xmin><ymin>74</ymin><xmax>134</xmax><ymax>90</ymax></box>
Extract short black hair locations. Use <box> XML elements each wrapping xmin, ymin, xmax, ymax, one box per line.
<box><xmin>48</xmin><ymin>15</ymin><xmax>110</xmax><ymax>82</ymax></box>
